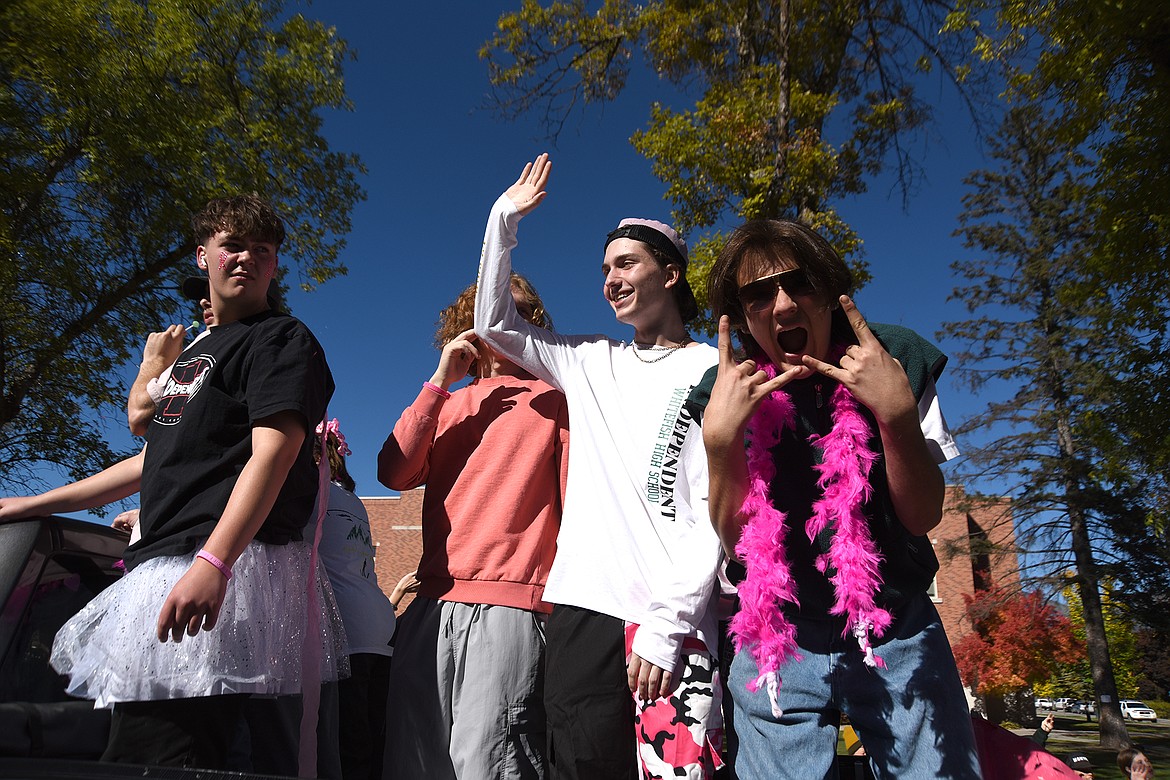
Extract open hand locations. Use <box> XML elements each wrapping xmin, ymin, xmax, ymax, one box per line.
<box><xmin>505</xmin><ymin>154</ymin><xmax>551</xmax><ymax>216</ymax></box>
<box><xmin>627</xmin><ymin>652</ymin><xmax>673</xmax><ymax>702</ymax></box>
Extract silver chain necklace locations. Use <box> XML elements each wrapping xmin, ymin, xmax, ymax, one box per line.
<box><xmin>631</xmin><ymin>336</ymin><xmax>692</xmax><ymax>364</ymax></box>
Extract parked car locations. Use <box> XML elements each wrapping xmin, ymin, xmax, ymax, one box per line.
<box><xmin>1069</xmin><ymin>700</ymin><xmax>1097</xmax><ymax>716</ymax></box>
<box><xmin>1035</xmin><ymin>697</ymin><xmax>1054</xmax><ymax>711</ymax></box>
<box><xmin>1054</xmin><ymin>697</ymin><xmax>1074</xmax><ymax>711</ymax></box>
<box><xmin>1120</xmin><ymin>699</ymin><xmax>1158</xmax><ymax>721</ymax></box>
<box><xmin>0</xmin><ymin>515</ymin><xmax>127</xmax><ymax>759</ymax></box>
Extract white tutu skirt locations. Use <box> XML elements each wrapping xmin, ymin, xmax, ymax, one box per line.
<box><xmin>50</xmin><ymin>540</ymin><xmax>349</xmax><ymax>709</ymax></box>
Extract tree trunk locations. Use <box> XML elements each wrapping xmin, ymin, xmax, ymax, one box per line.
<box><xmin>1068</xmin><ymin>500</ymin><xmax>1130</xmax><ymax>748</ymax></box>
<box><xmin>1040</xmin><ymin>276</ymin><xmax>1130</xmax><ymax>749</ymax></box>
<box><xmin>763</xmin><ymin>0</ymin><xmax>790</xmax><ymax>218</ymax></box>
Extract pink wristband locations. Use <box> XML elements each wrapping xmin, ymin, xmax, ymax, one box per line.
<box><xmin>422</xmin><ymin>381</ymin><xmax>451</xmax><ymax>399</ymax></box>
<box><xmin>196</xmin><ymin>549</ymin><xmax>233</xmax><ymax>581</ymax></box>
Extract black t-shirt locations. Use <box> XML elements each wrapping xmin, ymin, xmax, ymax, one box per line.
<box><xmin>126</xmin><ymin>310</ymin><xmax>334</xmax><ymax>570</ymax></box>
<box><xmin>687</xmin><ymin>322</ymin><xmax>946</xmax><ymax>617</ymax></box>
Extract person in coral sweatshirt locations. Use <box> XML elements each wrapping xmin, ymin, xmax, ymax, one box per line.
<box><xmin>377</xmin><ymin>275</ymin><xmax>568</xmax><ymax>780</ymax></box>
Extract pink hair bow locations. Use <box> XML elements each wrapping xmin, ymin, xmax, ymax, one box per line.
<box><xmin>314</xmin><ymin>417</ymin><xmax>351</xmax><ymax>456</ymax></box>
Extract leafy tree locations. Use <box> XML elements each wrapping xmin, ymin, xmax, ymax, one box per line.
<box><xmin>1059</xmin><ymin>579</ymin><xmax>1139</xmax><ymax>701</ymax></box>
<box><xmin>976</xmin><ymin>0</ymin><xmax>1170</xmax><ymax>620</ymax></box>
<box><xmin>953</xmin><ymin>587</ymin><xmax>1081</xmax><ymax>723</ymax></box>
<box><xmin>942</xmin><ymin>100</ymin><xmax>1139</xmax><ymax>747</ymax></box>
<box><xmin>0</xmin><ymin>0</ymin><xmax>364</xmax><ymax>486</ymax></box>
<box><xmin>480</xmin><ymin>0</ymin><xmax>985</xmax><ymax>323</ymax></box>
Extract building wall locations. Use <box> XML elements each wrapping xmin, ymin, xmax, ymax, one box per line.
<box><xmin>931</xmin><ymin>484</ymin><xmax>1018</xmax><ymax>645</ymax></box>
<box><xmin>362</xmin><ymin>489</ymin><xmax>424</xmax><ymax>613</ymax></box>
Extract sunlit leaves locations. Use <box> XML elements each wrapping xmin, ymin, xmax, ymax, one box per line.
<box><xmin>953</xmin><ymin>587</ymin><xmax>1083</xmax><ymax>697</ymax></box>
<box><xmin>0</xmin><ymin>0</ymin><xmax>364</xmax><ymax>483</ymax></box>
<box><xmin>482</xmin><ymin>0</ymin><xmax>983</xmax><ymax>333</ymax></box>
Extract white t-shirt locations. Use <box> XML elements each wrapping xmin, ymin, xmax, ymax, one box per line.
<box><xmin>318</xmin><ymin>483</ymin><xmax>395</xmax><ymax>656</ymax></box>
<box><xmin>475</xmin><ymin>195</ymin><xmax>722</xmax><ymax>671</ymax></box>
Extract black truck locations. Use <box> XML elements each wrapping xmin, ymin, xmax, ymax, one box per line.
<box><xmin>0</xmin><ymin>515</ymin><xmax>127</xmax><ymax>761</ymax></box>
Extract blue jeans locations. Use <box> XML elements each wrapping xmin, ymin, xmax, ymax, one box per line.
<box><xmin>728</xmin><ymin>594</ymin><xmax>982</xmax><ymax>780</ymax></box>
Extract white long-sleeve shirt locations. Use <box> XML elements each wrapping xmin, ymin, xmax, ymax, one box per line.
<box><xmin>474</xmin><ymin>195</ymin><xmax>722</xmax><ymax>671</ymax></box>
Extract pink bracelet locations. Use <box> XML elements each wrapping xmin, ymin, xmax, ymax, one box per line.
<box><xmin>196</xmin><ymin>549</ymin><xmax>233</xmax><ymax>581</ymax></box>
<box><xmin>422</xmin><ymin>381</ymin><xmax>451</xmax><ymax>399</ymax></box>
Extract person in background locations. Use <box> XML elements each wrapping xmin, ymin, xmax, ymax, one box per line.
<box><xmin>1030</xmin><ymin>713</ymin><xmax>1056</xmax><ymax>747</ymax></box>
<box><xmin>379</xmin><ymin>276</ymin><xmax>567</xmax><ymax>780</ymax></box>
<box><xmin>1067</xmin><ymin>752</ymin><xmax>1094</xmax><ymax>779</ymax></box>
<box><xmin>315</xmin><ymin>418</ymin><xmax>397</xmax><ymax>780</ymax></box>
<box><xmin>1119</xmin><ymin>746</ymin><xmax>1154</xmax><ymax>779</ymax></box>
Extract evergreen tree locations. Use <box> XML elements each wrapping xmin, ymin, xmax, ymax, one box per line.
<box><xmin>943</xmin><ymin>101</ymin><xmax>1134</xmax><ymax>747</ymax></box>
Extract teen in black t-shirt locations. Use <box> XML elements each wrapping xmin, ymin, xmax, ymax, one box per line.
<box><xmin>34</xmin><ymin>195</ymin><xmax>342</xmax><ymax>771</ymax></box>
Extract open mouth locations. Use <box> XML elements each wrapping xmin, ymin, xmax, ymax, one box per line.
<box><xmin>777</xmin><ymin>327</ymin><xmax>808</xmax><ymax>354</ymax></box>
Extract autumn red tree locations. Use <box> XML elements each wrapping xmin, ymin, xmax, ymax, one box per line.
<box><xmin>953</xmin><ymin>587</ymin><xmax>1084</xmax><ymax>724</ymax></box>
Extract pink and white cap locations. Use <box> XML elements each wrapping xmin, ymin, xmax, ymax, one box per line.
<box><xmin>605</xmin><ymin>218</ymin><xmax>689</xmax><ymax>268</ymax></box>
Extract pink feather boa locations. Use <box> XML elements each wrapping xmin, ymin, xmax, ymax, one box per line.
<box><xmin>729</xmin><ymin>358</ymin><xmax>891</xmax><ymax>717</ymax></box>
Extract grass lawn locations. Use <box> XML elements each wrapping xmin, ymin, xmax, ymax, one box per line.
<box><xmin>1021</xmin><ymin>714</ymin><xmax>1169</xmax><ymax>780</ymax></box>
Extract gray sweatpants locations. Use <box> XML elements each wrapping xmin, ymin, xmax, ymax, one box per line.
<box><xmin>383</xmin><ymin>597</ymin><xmax>546</xmax><ymax>780</ymax></box>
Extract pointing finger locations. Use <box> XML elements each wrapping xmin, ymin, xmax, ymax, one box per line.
<box><xmin>717</xmin><ymin>316</ymin><xmax>736</xmax><ymax>370</ymax></box>
<box><xmin>802</xmin><ymin>354</ymin><xmax>840</xmax><ymax>380</ymax></box>
<box><xmin>761</xmin><ymin>363</ymin><xmax>810</xmax><ymax>394</ymax></box>
<box><xmin>840</xmin><ymin>296</ymin><xmax>878</xmax><ymax>346</ymax></box>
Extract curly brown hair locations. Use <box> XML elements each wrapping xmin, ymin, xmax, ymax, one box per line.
<box><xmin>191</xmin><ymin>194</ymin><xmax>286</xmax><ymax>248</ymax></box>
<box><xmin>435</xmin><ymin>274</ymin><xmax>552</xmax><ymax>376</ymax></box>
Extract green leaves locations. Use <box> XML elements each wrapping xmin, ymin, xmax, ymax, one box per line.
<box><xmin>0</xmin><ymin>0</ymin><xmax>364</xmax><ymax>483</ymax></box>
<box><xmin>482</xmin><ymin>0</ymin><xmax>980</xmax><ymax>331</ymax></box>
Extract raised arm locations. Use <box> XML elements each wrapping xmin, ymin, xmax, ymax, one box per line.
<box><xmin>129</xmin><ymin>326</ymin><xmax>187</xmax><ymax>436</ymax></box>
<box><xmin>475</xmin><ymin>154</ymin><xmax>582</xmax><ymax>388</ymax></box>
<box><xmin>0</xmin><ymin>449</ymin><xmax>145</xmax><ymax>520</ymax></box>
<box><xmin>802</xmin><ymin>297</ymin><xmax>945</xmax><ymax>535</ymax></box>
<box><xmin>376</xmin><ymin>329</ymin><xmax>480</xmax><ymax>490</ymax></box>
<box><xmin>155</xmin><ymin>410</ymin><xmax>305</xmax><ymax>643</ymax></box>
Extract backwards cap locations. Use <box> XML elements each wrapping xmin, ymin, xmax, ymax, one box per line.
<box><xmin>604</xmin><ymin>218</ymin><xmax>688</xmax><ymax>269</ymax></box>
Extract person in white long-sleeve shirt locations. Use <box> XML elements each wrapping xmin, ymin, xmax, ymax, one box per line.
<box><xmin>474</xmin><ymin>154</ymin><xmax>724</xmax><ymax>780</ymax></box>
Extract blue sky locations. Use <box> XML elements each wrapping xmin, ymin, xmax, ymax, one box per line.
<box><xmin>84</xmin><ymin>2</ymin><xmax>997</xmax><ymax>514</ymax></box>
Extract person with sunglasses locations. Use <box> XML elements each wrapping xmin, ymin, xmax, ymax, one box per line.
<box><xmin>689</xmin><ymin>219</ymin><xmax>981</xmax><ymax>778</ymax></box>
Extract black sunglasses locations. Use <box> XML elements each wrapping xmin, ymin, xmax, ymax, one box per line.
<box><xmin>737</xmin><ymin>269</ymin><xmax>816</xmax><ymax>312</ymax></box>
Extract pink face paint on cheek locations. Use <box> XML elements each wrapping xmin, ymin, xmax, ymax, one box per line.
<box><xmin>218</xmin><ymin>250</ymin><xmax>230</xmax><ymax>271</ymax></box>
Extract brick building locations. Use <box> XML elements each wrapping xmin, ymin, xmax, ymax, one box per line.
<box><xmin>361</xmin><ymin>483</ymin><xmax>1019</xmax><ymax>651</ymax></box>
<box><xmin>930</xmin><ymin>484</ymin><xmax>1018</xmax><ymax>645</ymax></box>
<box><xmin>362</xmin><ymin>488</ymin><xmax>424</xmax><ymax>613</ymax></box>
